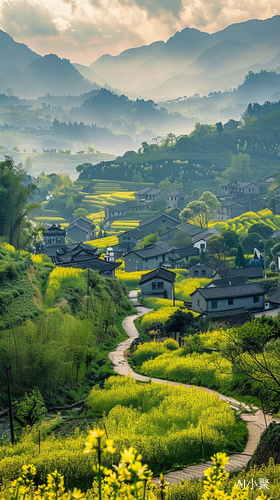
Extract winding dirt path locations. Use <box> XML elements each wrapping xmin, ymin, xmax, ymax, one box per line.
<box><xmin>109</xmin><ymin>290</ymin><xmax>278</xmax><ymax>484</ymax></box>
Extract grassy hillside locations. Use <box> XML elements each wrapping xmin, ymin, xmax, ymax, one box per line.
<box><xmin>0</xmin><ymin>243</ymin><xmax>133</xmax><ymax>407</ymax></box>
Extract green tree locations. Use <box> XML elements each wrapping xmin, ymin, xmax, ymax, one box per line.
<box><xmin>215</xmin><ymin>122</ymin><xmax>223</xmax><ymax>134</ymax></box>
<box><xmin>76</xmin><ymin>164</ymin><xmax>87</xmax><ymax>174</ymax></box>
<box><xmin>0</xmin><ymin>157</ymin><xmax>40</xmax><ymax>248</ymax></box>
<box><xmin>158</xmin><ymin>177</ymin><xmax>173</xmax><ymax>191</ymax></box>
<box><xmin>132</xmin><ymin>174</ymin><xmax>143</xmax><ymax>182</ymax></box>
<box><xmin>235</xmin><ymin>244</ymin><xmax>246</xmax><ymax>267</ymax></box>
<box><xmin>138</xmin><ymin>232</ymin><xmax>159</xmax><ymax>248</ymax></box>
<box><xmin>13</xmin><ymin>389</ymin><xmax>46</xmax><ymax>427</ymax></box>
<box><xmin>180</xmin><ymin>191</ymin><xmax>220</xmax><ymax>228</ymax></box>
<box><xmin>180</xmin><ymin>201</ymin><xmax>209</xmax><ymax>228</ymax></box>
<box><xmin>72</xmin><ymin>208</ymin><xmax>89</xmax><ymax>218</ymax></box>
<box><xmin>207</xmin><ymin>236</ymin><xmax>228</xmax><ymax>276</ymax></box>
<box><xmin>221</xmin><ymin>229</ymin><xmax>240</xmax><ymax>250</ymax></box>
<box><xmin>164</xmin><ymin>310</ymin><xmax>194</xmax><ymax>336</ymax></box>
<box><xmin>217</xmin><ymin>153</ymin><xmax>253</xmax><ymax>183</ymax></box>
<box><xmin>170</xmin><ymin>231</ymin><xmax>192</xmax><ymax>247</ymax></box>
<box><xmin>248</xmin><ymin>223</ymin><xmax>273</xmax><ymax>239</ymax></box>
<box><xmin>241</xmin><ymin>232</ymin><xmax>264</xmax><ymax>253</ymax></box>
<box><xmin>199</xmin><ymin>191</ymin><xmax>221</xmax><ymax>216</ymax></box>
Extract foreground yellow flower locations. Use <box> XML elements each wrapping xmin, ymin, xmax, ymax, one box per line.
<box><xmin>84</xmin><ymin>428</ymin><xmax>105</xmax><ymax>453</ymax></box>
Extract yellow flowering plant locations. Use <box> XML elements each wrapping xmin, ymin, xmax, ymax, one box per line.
<box><xmin>2</xmin><ymin>434</ymin><xmax>272</xmax><ymax>500</ymax></box>
<box><xmin>202</xmin><ymin>452</ymin><xmax>271</xmax><ymax>500</ymax></box>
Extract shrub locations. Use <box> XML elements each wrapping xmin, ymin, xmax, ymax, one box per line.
<box><xmin>163</xmin><ymin>338</ymin><xmax>179</xmax><ymax>350</ymax></box>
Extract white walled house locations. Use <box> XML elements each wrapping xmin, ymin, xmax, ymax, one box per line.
<box><xmin>191</xmin><ymin>283</ymin><xmax>264</xmax><ymax>314</ymax></box>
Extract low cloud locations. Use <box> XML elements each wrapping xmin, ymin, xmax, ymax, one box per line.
<box><xmin>0</xmin><ymin>0</ymin><xmax>279</xmax><ymax>64</ymax></box>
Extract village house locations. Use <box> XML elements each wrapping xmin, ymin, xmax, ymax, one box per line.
<box><xmin>192</xmin><ymin>228</ymin><xmax>220</xmax><ymax>251</ymax></box>
<box><xmin>221</xmin><ymin>181</ymin><xmax>260</xmax><ymax>197</ymax></box>
<box><xmin>111</xmin><ymin>231</ymin><xmax>140</xmax><ymax>259</ymax></box>
<box><xmin>216</xmin><ymin>197</ymin><xmax>267</xmax><ymax>221</ymax></box>
<box><xmin>168</xmin><ymin>245</ymin><xmax>199</xmax><ymax>267</ymax></box>
<box><xmin>191</xmin><ymin>282</ymin><xmax>264</xmax><ymax>314</ymax></box>
<box><xmin>42</xmin><ymin>225</ymin><xmax>119</xmax><ymax>277</ymax></box>
<box><xmin>268</xmin><ymin>288</ymin><xmax>280</xmax><ymax>309</ymax></box>
<box><xmin>225</xmin><ymin>267</ymin><xmax>264</xmax><ymax>280</ymax></box>
<box><xmin>105</xmin><ymin>200</ymin><xmax>143</xmax><ymax>219</ymax></box>
<box><xmin>166</xmin><ymin>190</ymin><xmax>188</xmax><ymax>208</ymax></box>
<box><xmin>66</xmin><ymin>216</ymin><xmax>96</xmax><ymax>242</ymax></box>
<box><xmin>188</xmin><ymin>261</ymin><xmax>218</xmax><ymax>279</ymax></box>
<box><xmin>137</xmin><ymin>211</ymin><xmax>181</xmax><ymax>238</ymax></box>
<box><xmin>123</xmin><ymin>241</ymin><xmax>178</xmax><ymax>272</ymax></box>
<box><xmin>134</xmin><ymin>187</ymin><xmax>168</xmax><ymax>205</ymax></box>
<box><xmin>139</xmin><ymin>267</ymin><xmax>176</xmax><ymax>301</ymax></box>
<box><xmin>205</xmin><ymin>275</ymin><xmax>248</xmax><ymax>287</ymax></box>
<box><xmin>43</xmin><ymin>224</ymin><xmax>66</xmax><ymax>258</ymax></box>
<box><xmin>53</xmin><ymin>242</ymin><xmax>120</xmax><ymax>278</ymax></box>
<box><xmin>216</xmin><ymin>200</ymin><xmax>248</xmax><ymax>221</ymax></box>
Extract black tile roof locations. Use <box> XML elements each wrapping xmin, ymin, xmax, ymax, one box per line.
<box><xmin>227</xmin><ymin>267</ymin><xmax>264</xmax><ymax>279</ymax></box>
<box><xmin>126</xmin><ymin>241</ymin><xmax>175</xmax><ymax>259</ymax></box>
<box><xmin>139</xmin><ymin>211</ymin><xmax>180</xmax><ymax>227</ymax></box>
<box><xmin>170</xmin><ymin>245</ymin><xmax>199</xmax><ymax>259</ymax></box>
<box><xmin>205</xmin><ymin>276</ymin><xmax>248</xmax><ymax>287</ymax></box>
<box><xmin>56</xmin><ymin>258</ymin><xmax>121</xmax><ymax>271</ymax></box>
<box><xmin>139</xmin><ymin>267</ymin><xmax>176</xmax><ymax>284</ymax></box>
<box><xmin>43</xmin><ymin>224</ymin><xmax>66</xmax><ymax>235</ymax></box>
<box><xmin>191</xmin><ymin>282</ymin><xmax>264</xmax><ymax>300</ymax></box>
<box><xmin>188</xmin><ymin>260</ymin><xmax>216</xmax><ymax>270</ymax></box>
<box><xmin>106</xmin><ymin>200</ymin><xmax>142</xmax><ymax>211</ymax></box>
<box><xmin>205</xmin><ymin>308</ymin><xmax>252</xmax><ymax>326</ymax></box>
<box><xmin>56</xmin><ymin>242</ymin><xmax>98</xmax><ymax>256</ymax></box>
<box><xmin>269</xmin><ymin>289</ymin><xmax>280</xmax><ymax>304</ymax></box>
<box><xmin>179</xmin><ymin>222</ymin><xmax>203</xmax><ymax>237</ymax></box>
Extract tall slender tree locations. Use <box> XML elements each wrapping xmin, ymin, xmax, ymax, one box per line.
<box><xmin>0</xmin><ymin>156</ymin><xmax>39</xmax><ymax>248</ymax></box>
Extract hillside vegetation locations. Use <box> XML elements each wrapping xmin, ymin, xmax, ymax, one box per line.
<box><xmin>79</xmin><ymin>108</ymin><xmax>280</xmax><ymax>189</ymax></box>
<box><xmin>0</xmin><ymin>244</ymin><xmax>133</xmax><ymax>407</ymax></box>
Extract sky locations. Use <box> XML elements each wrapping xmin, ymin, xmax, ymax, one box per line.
<box><xmin>0</xmin><ymin>0</ymin><xmax>280</xmax><ymax>66</ymax></box>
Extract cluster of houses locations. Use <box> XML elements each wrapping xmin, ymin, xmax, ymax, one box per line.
<box><xmin>217</xmin><ymin>181</ymin><xmax>268</xmax><ymax>221</ymax></box>
<box><xmin>42</xmin><ymin>222</ymin><xmax>120</xmax><ymax>278</ymax></box>
<box><xmin>105</xmin><ymin>188</ymin><xmax>188</xmax><ymax>219</ymax></box>
<box><xmin>41</xmin><ymin>180</ymin><xmax>280</xmax><ymax>326</ymax></box>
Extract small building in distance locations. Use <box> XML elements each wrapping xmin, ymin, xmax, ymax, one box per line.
<box><xmin>135</xmin><ymin>187</ymin><xmax>168</xmax><ymax>204</ymax></box>
<box><xmin>221</xmin><ymin>181</ymin><xmax>260</xmax><ymax>197</ymax></box>
<box><xmin>123</xmin><ymin>241</ymin><xmax>178</xmax><ymax>272</ymax></box>
<box><xmin>225</xmin><ymin>267</ymin><xmax>264</xmax><ymax>280</ymax></box>
<box><xmin>105</xmin><ymin>200</ymin><xmax>143</xmax><ymax>219</ymax></box>
<box><xmin>205</xmin><ymin>275</ymin><xmax>248</xmax><ymax>288</ymax></box>
<box><xmin>191</xmin><ymin>282</ymin><xmax>265</xmax><ymax>314</ymax></box>
<box><xmin>54</xmin><ymin>242</ymin><xmax>120</xmax><ymax>278</ymax></box>
<box><xmin>43</xmin><ymin>224</ymin><xmax>66</xmax><ymax>258</ymax></box>
<box><xmin>188</xmin><ymin>261</ymin><xmax>218</xmax><ymax>279</ymax></box>
<box><xmin>137</xmin><ymin>211</ymin><xmax>181</xmax><ymax>238</ymax></box>
<box><xmin>112</xmin><ymin>231</ymin><xmax>140</xmax><ymax>259</ymax></box>
<box><xmin>66</xmin><ymin>216</ymin><xmax>96</xmax><ymax>242</ymax></box>
<box><xmin>166</xmin><ymin>190</ymin><xmax>188</xmax><ymax>208</ymax></box>
<box><xmin>139</xmin><ymin>267</ymin><xmax>176</xmax><ymax>301</ymax></box>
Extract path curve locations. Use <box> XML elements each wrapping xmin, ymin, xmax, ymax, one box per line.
<box><xmin>109</xmin><ymin>291</ymin><xmax>277</xmax><ymax>484</ymax></box>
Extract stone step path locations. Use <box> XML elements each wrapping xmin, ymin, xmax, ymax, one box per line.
<box><xmin>109</xmin><ymin>290</ymin><xmax>279</xmax><ymax>485</ymax></box>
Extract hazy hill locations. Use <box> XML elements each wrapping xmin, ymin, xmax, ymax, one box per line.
<box><xmin>0</xmin><ymin>29</ymin><xmax>40</xmax><ymax>77</ymax></box>
<box><xmin>0</xmin><ymin>54</ymin><xmax>94</xmax><ymax>98</ymax></box>
<box><xmin>90</xmin><ymin>41</ymin><xmax>165</xmax><ymax>91</ymax></box>
<box><xmin>70</xmin><ymin>87</ymin><xmax>189</xmax><ymax>136</ymax></box>
<box><xmin>78</xmin><ymin>107</ymin><xmax>280</xmax><ymax>188</ymax></box>
<box><xmin>89</xmin><ymin>16</ymin><xmax>280</xmax><ymax>98</ymax></box>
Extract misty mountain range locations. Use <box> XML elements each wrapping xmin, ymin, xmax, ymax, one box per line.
<box><xmin>1</xmin><ymin>16</ymin><xmax>280</xmax><ymax>103</ymax></box>
<box><xmin>87</xmin><ymin>15</ymin><xmax>280</xmax><ymax>99</ymax></box>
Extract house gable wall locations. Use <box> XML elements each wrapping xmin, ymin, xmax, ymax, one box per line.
<box><xmin>141</xmin><ymin>278</ymin><xmax>173</xmax><ymax>300</ymax></box>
